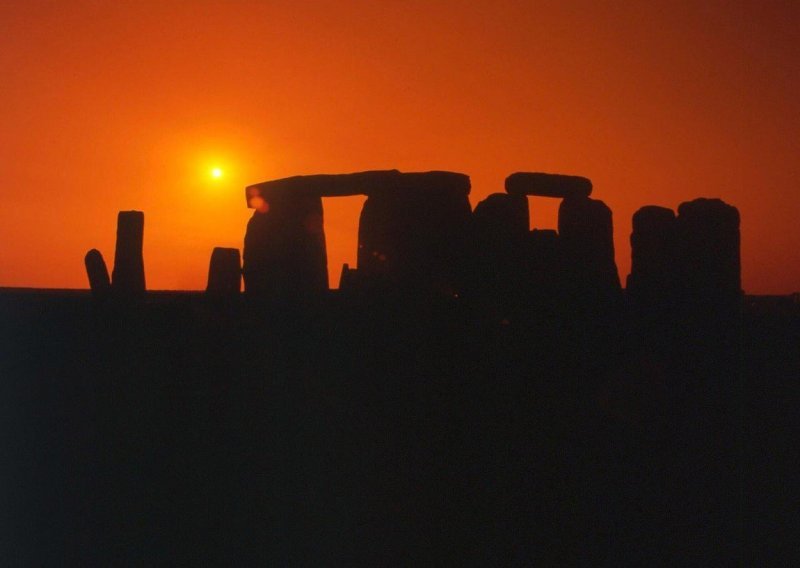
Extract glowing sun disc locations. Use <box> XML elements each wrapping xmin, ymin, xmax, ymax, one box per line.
<box><xmin>210</xmin><ymin>167</ymin><xmax>223</xmax><ymax>179</ymax></box>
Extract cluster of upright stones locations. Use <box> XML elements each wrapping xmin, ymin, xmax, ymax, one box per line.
<box><xmin>243</xmin><ymin>170</ymin><xmax>471</xmax><ymax>298</ymax></box>
<box><xmin>628</xmin><ymin>198</ymin><xmax>741</xmax><ymax>357</ymax></box>
<box><xmin>85</xmin><ymin>211</ymin><xmax>243</xmax><ymax>299</ymax></box>
<box><xmin>84</xmin><ymin>211</ymin><xmax>147</xmax><ymax>299</ymax></box>
<box><xmin>240</xmin><ymin>169</ymin><xmax>740</xmax><ymax>352</ymax></box>
<box><xmin>472</xmin><ymin>172</ymin><xmax>621</xmax><ymax>322</ymax></box>
<box><xmin>628</xmin><ymin>199</ymin><xmax>741</xmax><ymax>308</ymax></box>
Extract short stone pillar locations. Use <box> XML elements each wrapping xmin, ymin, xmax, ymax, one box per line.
<box><xmin>206</xmin><ymin>247</ymin><xmax>241</xmax><ymax>294</ymax></box>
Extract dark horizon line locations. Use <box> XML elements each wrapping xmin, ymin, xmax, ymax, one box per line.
<box><xmin>0</xmin><ymin>285</ymin><xmax>797</xmax><ymax>299</ymax></box>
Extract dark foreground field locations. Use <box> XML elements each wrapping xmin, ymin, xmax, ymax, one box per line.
<box><xmin>0</xmin><ymin>289</ymin><xmax>797</xmax><ymax>565</ymax></box>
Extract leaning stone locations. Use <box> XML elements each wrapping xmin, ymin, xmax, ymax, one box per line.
<box><xmin>84</xmin><ymin>249</ymin><xmax>110</xmax><ymax>298</ymax></box>
<box><xmin>206</xmin><ymin>247</ymin><xmax>241</xmax><ymax>294</ymax></box>
<box><xmin>505</xmin><ymin>172</ymin><xmax>592</xmax><ymax>199</ymax></box>
<box><xmin>111</xmin><ymin>211</ymin><xmax>145</xmax><ymax>295</ymax></box>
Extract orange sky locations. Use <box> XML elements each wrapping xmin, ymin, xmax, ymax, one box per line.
<box><xmin>1</xmin><ymin>1</ymin><xmax>797</xmax><ymax>294</ymax></box>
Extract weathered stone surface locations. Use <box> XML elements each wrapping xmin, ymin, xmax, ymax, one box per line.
<box><xmin>112</xmin><ymin>211</ymin><xmax>145</xmax><ymax>295</ymax></box>
<box><xmin>627</xmin><ymin>206</ymin><xmax>677</xmax><ymax>303</ymax></box>
<box><xmin>246</xmin><ymin>170</ymin><xmax>470</xmax><ymax>207</ymax></box>
<box><xmin>84</xmin><ymin>249</ymin><xmax>110</xmax><ymax>297</ymax></box>
<box><xmin>357</xmin><ymin>174</ymin><xmax>473</xmax><ymax>294</ymax></box>
<box><xmin>676</xmin><ymin>198</ymin><xmax>741</xmax><ymax>300</ymax></box>
<box><xmin>206</xmin><ymin>247</ymin><xmax>241</xmax><ymax>294</ymax></box>
<box><xmin>505</xmin><ymin>172</ymin><xmax>592</xmax><ymax>199</ymax></box>
<box><xmin>243</xmin><ymin>192</ymin><xmax>327</xmax><ymax>296</ymax></box>
<box><xmin>558</xmin><ymin>196</ymin><xmax>621</xmax><ymax>297</ymax></box>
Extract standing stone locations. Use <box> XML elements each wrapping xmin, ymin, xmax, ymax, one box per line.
<box><xmin>357</xmin><ymin>173</ymin><xmax>472</xmax><ymax>295</ymax></box>
<box><xmin>84</xmin><ymin>249</ymin><xmax>110</xmax><ymax>298</ymax></box>
<box><xmin>243</xmin><ymin>191</ymin><xmax>327</xmax><ymax>297</ymax></box>
<box><xmin>676</xmin><ymin>198</ymin><xmax>741</xmax><ymax>303</ymax></box>
<box><xmin>111</xmin><ymin>211</ymin><xmax>145</xmax><ymax>296</ymax></box>
<box><xmin>206</xmin><ymin>247</ymin><xmax>241</xmax><ymax>294</ymax></box>
<box><xmin>627</xmin><ymin>206</ymin><xmax>678</xmax><ymax>307</ymax></box>
<box><xmin>558</xmin><ymin>196</ymin><xmax>621</xmax><ymax>299</ymax></box>
<box><xmin>471</xmin><ymin>193</ymin><xmax>529</xmax><ymax>307</ymax></box>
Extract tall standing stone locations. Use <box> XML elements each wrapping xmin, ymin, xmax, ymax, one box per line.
<box><xmin>627</xmin><ymin>206</ymin><xmax>678</xmax><ymax>308</ymax></box>
<box><xmin>676</xmin><ymin>198</ymin><xmax>741</xmax><ymax>304</ymax></box>
<box><xmin>206</xmin><ymin>247</ymin><xmax>241</xmax><ymax>294</ymax></box>
<box><xmin>471</xmin><ymin>193</ymin><xmax>529</xmax><ymax>308</ymax></box>
<box><xmin>558</xmin><ymin>196</ymin><xmax>621</xmax><ymax>299</ymax></box>
<box><xmin>243</xmin><ymin>191</ymin><xmax>327</xmax><ymax>297</ymax></box>
<box><xmin>112</xmin><ymin>211</ymin><xmax>145</xmax><ymax>296</ymax></box>
<box><xmin>84</xmin><ymin>249</ymin><xmax>110</xmax><ymax>298</ymax></box>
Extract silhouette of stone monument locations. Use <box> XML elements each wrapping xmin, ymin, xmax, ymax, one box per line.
<box><xmin>676</xmin><ymin>198</ymin><xmax>741</xmax><ymax>304</ymax></box>
<box><xmin>627</xmin><ymin>206</ymin><xmax>678</xmax><ymax>310</ymax></box>
<box><xmin>84</xmin><ymin>249</ymin><xmax>110</xmax><ymax>298</ymax></box>
<box><xmin>558</xmin><ymin>195</ymin><xmax>621</xmax><ymax>300</ymax></box>
<box><xmin>112</xmin><ymin>211</ymin><xmax>145</xmax><ymax>296</ymax></box>
<box><xmin>243</xmin><ymin>170</ymin><xmax>471</xmax><ymax>297</ymax></box>
<box><xmin>504</xmin><ymin>172</ymin><xmax>620</xmax><ymax>306</ymax></box>
<box><xmin>357</xmin><ymin>172</ymin><xmax>472</xmax><ymax>294</ymax></box>
<box><xmin>243</xmin><ymin>189</ymin><xmax>327</xmax><ymax>297</ymax></box>
<box><xmin>206</xmin><ymin>247</ymin><xmax>241</xmax><ymax>294</ymax></box>
<box><xmin>471</xmin><ymin>193</ymin><xmax>529</xmax><ymax>314</ymax></box>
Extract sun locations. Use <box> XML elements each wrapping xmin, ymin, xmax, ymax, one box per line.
<box><xmin>210</xmin><ymin>167</ymin><xmax>223</xmax><ymax>179</ymax></box>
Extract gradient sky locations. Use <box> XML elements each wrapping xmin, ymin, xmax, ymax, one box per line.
<box><xmin>1</xmin><ymin>1</ymin><xmax>797</xmax><ymax>293</ymax></box>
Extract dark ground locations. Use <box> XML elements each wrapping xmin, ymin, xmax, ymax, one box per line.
<box><xmin>0</xmin><ymin>288</ymin><xmax>797</xmax><ymax>565</ymax></box>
